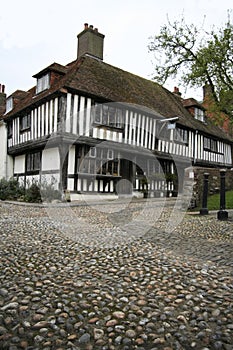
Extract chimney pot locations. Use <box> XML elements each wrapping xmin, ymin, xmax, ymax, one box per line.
<box><xmin>89</xmin><ymin>25</ymin><xmax>94</xmax><ymax>29</ymax></box>
<box><xmin>84</xmin><ymin>23</ymin><xmax>88</xmax><ymax>30</ymax></box>
<box><xmin>2</xmin><ymin>85</ymin><xmax>5</xmax><ymax>93</ymax></box>
<box><xmin>173</xmin><ymin>86</ymin><xmax>181</xmax><ymax>96</ymax></box>
<box><xmin>94</xmin><ymin>28</ymin><xmax>98</xmax><ymax>32</ymax></box>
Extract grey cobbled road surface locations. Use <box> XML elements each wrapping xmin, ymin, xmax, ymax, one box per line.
<box><xmin>0</xmin><ymin>198</ymin><xmax>233</xmax><ymax>350</ymax></box>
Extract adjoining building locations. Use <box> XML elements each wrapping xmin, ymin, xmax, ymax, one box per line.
<box><xmin>0</xmin><ymin>24</ymin><xmax>232</xmax><ymax>202</ymax></box>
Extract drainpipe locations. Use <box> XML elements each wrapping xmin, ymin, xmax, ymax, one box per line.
<box><xmin>0</xmin><ymin>119</ymin><xmax>7</xmax><ymax>178</ymax></box>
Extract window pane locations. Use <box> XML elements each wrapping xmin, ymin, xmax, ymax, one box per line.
<box><xmin>21</xmin><ymin>114</ymin><xmax>31</xmax><ymax>130</ymax></box>
<box><xmin>94</xmin><ymin>104</ymin><xmax>101</xmax><ymax>123</ymax></box>
<box><xmin>109</xmin><ymin>107</ymin><xmax>116</xmax><ymax>126</ymax></box>
<box><xmin>102</xmin><ymin>105</ymin><xmax>108</xmax><ymax>124</ymax></box>
<box><xmin>6</xmin><ymin>97</ymin><xmax>13</xmax><ymax>113</ymax></box>
<box><xmin>36</xmin><ymin>73</ymin><xmax>50</xmax><ymax>94</ymax></box>
<box><xmin>26</xmin><ymin>152</ymin><xmax>41</xmax><ymax>171</ymax></box>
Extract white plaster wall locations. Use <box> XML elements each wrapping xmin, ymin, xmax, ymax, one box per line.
<box><xmin>68</xmin><ymin>146</ymin><xmax>75</xmax><ymax>174</ymax></box>
<box><xmin>42</xmin><ymin>147</ymin><xmax>60</xmax><ymax>171</ymax></box>
<box><xmin>7</xmin><ymin>155</ymin><xmax>13</xmax><ymax>179</ymax></box>
<box><xmin>67</xmin><ymin>178</ymin><xmax>74</xmax><ymax>191</ymax></box>
<box><xmin>0</xmin><ymin>122</ymin><xmax>8</xmax><ymax>178</ymax></box>
<box><xmin>41</xmin><ymin>173</ymin><xmax>60</xmax><ymax>190</ymax></box>
<box><xmin>14</xmin><ymin>155</ymin><xmax>25</xmax><ymax>174</ymax></box>
<box><xmin>25</xmin><ymin>175</ymin><xmax>40</xmax><ymax>187</ymax></box>
<box><xmin>17</xmin><ymin>176</ymin><xmax>25</xmax><ymax>186</ymax></box>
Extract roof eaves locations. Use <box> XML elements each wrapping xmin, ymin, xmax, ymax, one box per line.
<box><xmin>33</xmin><ymin>62</ymin><xmax>69</xmax><ymax>78</ymax></box>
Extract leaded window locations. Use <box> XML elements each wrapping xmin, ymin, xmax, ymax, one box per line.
<box><xmin>20</xmin><ymin>114</ymin><xmax>31</xmax><ymax>131</ymax></box>
<box><xmin>26</xmin><ymin>152</ymin><xmax>41</xmax><ymax>172</ymax></box>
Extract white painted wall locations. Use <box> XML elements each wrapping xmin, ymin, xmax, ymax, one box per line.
<box><xmin>7</xmin><ymin>156</ymin><xmax>13</xmax><ymax>179</ymax></box>
<box><xmin>68</xmin><ymin>146</ymin><xmax>75</xmax><ymax>174</ymax></box>
<box><xmin>40</xmin><ymin>173</ymin><xmax>60</xmax><ymax>190</ymax></box>
<box><xmin>25</xmin><ymin>175</ymin><xmax>40</xmax><ymax>187</ymax></box>
<box><xmin>0</xmin><ymin>121</ymin><xmax>7</xmax><ymax>179</ymax></box>
<box><xmin>14</xmin><ymin>154</ymin><xmax>25</xmax><ymax>174</ymax></box>
<box><xmin>42</xmin><ymin>147</ymin><xmax>60</xmax><ymax>171</ymax></box>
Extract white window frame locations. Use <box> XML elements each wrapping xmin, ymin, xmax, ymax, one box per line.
<box><xmin>195</xmin><ymin>108</ymin><xmax>204</xmax><ymax>122</ymax></box>
<box><xmin>107</xmin><ymin>149</ymin><xmax>114</xmax><ymax>160</ymax></box>
<box><xmin>89</xmin><ymin>147</ymin><xmax>96</xmax><ymax>158</ymax></box>
<box><xmin>36</xmin><ymin>73</ymin><xmax>50</xmax><ymax>94</ymax></box>
<box><xmin>6</xmin><ymin>97</ymin><xmax>13</xmax><ymax>113</ymax></box>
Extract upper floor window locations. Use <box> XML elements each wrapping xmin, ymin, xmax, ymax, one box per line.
<box><xmin>6</xmin><ymin>97</ymin><xmax>13</xmax><ymax>113</ymax></box>
<box><xmin>195</xmin><ymin>108</ymin><xmax>205</xmax><ymax>122</ymax></box>
<box><xmin>93</xmin><ymin>104</ymin><xmax>124</xmax><ymax>128</ymax></box>
<box><xmin>174</xmin><ymin>127</ymin><xmax>188</xmax><ymax>144</ymax></box>
<box><xmin>204</xmin><ymin>137</ymin><xmax>218</xmax><ymax>153</ymax></box>
<box><xmin>20</xmin><ymin>114</ymin><xmax>31</xmax><ymax>131</ymax></box>
<box><xmin>36</xmin><ymin>73</ymin><xmax>50</xmax><ymax>94</ymax></box>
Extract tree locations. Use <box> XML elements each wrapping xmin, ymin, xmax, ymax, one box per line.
<box><xmin>148</xmin><ymin>13</ymin><xmax>233</xmax><ymax>119</ymax></box>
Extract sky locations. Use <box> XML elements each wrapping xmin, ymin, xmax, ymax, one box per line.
<box><xmin>0</xmin><ymin>0</ymin><xmax>232</xmax><ymax>100</ymax></box>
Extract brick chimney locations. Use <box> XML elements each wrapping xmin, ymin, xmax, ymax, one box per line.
<box><xmin>77</xmin><ymin>23</ymin><xmax>105</xmax><ymax>60</ymax></box>
<box><xmin>0</xmin><ymin>84</ymin><xmax>6</xmax><ymax>116</ymax></box>
<box><xmin>173</xmin><ymin>86</ymin><xmax>182</xmax><ymax>97</ymax></box>
<box><xmin>203</xmin><ymin>84</ymin><xmax>213</xmax><ymax>100</ymax></box>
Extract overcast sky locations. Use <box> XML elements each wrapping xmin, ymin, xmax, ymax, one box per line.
<box><xmin>0</xmin><ymin>0</ymin><xmax>232</xmax><ymax>99</ymax></box>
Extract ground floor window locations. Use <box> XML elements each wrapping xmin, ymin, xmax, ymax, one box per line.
<box><xmin>76</xmin><ymin>145</ymin><xmax>120</xmax><ymax>176</ymax></box>
<box><xmin>26</xmin><ymin>151</ymin><xmax>41</xmax><ymax>173</ymax></box>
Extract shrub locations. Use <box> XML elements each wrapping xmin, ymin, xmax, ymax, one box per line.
<box><xmin>0</xmin><ymin>178</ymin><xmax>24</xmax><ymax>201</ymax></box>
<box><xmin>0</xmin><ymin>177</ymin><xmax>61</xmax><ymax>203</ymax></box>
<box><xmin>0</xmin><ymin>178</ymin><xmax>8</xmax><ymax>200</ymax></box>
<box><xmin>24</xmin><ymin>183</ymin><xmax>42</xmax><ymax>203</ymax></box>
<box><xmin>40</xmin><ymin>176</ymin><xmax>61</xmax><ymax>202</ymax></box>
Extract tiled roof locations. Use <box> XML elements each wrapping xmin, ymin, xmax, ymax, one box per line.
<box><xmin>3</xmin><ymin>55</ymin><xmax>232</xmax><ymax>141</ymax></box>
<box><xmin>32</xmin><ymin>63</ymin><xmax>68</xmax><ymax>78</ymax></box>
<box><xmin>182</xmin><ymin>98</ymin><xmax>205</xmax><ymax>110</ymax></box>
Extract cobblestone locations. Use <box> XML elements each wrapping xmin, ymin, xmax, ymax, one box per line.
<box><xmin>0</xmin><ymin>198</ymin><xmax>232</xmax><ymax>349</ymax></box>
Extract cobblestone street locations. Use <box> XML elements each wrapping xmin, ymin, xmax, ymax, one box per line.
<box><xmin>0</xmin><ymin>198</ymin><xmax>233</xmax><ymax>350</ymax></box>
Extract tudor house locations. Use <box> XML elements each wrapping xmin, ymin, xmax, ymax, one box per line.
<box><xmin>0</xmin><ymin>24</ymin><xmax>232</xmax><ymax>200</ymax></box>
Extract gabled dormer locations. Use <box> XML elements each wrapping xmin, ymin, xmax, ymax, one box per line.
<box><xmin>5</xmin><ymin>90</ymin><xmax>28</xmax><ymax>114</ymax></box>
<box><xmin>33</xmin><ymin>63</ymin><xmax>68</xmax><ymax>95</ymax></box>
<box><xmin>182</xmin><ymin>98</ymin><xmax>206</xmax><ymax>123</ymax></box>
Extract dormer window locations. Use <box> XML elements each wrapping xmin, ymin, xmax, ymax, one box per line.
<box><xmin>195</xmin><ymin>108</ymin><xmax>205</xmax><ymax>122</ymax></box>
<box><xmin>36</xmin><ymin>73</ymin><xmax>50</xmax><ymax>94</ymax></box>
<box><xmin>6</xmin><ymin>97</ymin><xmax>13</xmax><ymax>113</ymax></box>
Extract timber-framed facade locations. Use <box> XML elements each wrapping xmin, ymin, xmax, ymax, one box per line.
<box><xmin>0</xmin><ymin>24</ymin><xmax>232</xmax><ymax>200</ymax></box>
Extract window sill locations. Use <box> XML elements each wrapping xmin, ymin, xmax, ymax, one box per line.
<box><xmin>20</xmin><ymin>127</ymin><xmax>31</xmax><ymax>133</ymax></box>
<box><xmin>93</xmin><ymin>123</ymin><xmax>124</xmax><ymax>131</ymax></box>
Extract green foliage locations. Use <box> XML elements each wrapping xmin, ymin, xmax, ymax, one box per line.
<box><xmin>0</xmin><ymin>177</ymin><xmax>61</xmax><ymax>203</ymax></box>
<box><xmin>193</xmin><ymin>190</ymin><xmax>233</xmax><ymax>210</ymax></box>
<box><xmin>207</xmin><ymin>190</ymin><xmax>233</xmax><ymax>210</ymax></box>
<box><xmin>148</xmin><ymin>12</ymin><xmax>233</xmax><ymax>119</ymax></box>
<box><xmin>24</xmin><ymin>182</ymin><xmax>41</xmax><ymax>203</ymax></box>
<box><xmin>40</xmin><ymin>176</ymin><xmax>61</xmax><ymax>202</ymax></box>
<box><xmin>0</xmin><ymin>178</ymin><xmax>24</xmax><ymax>201</ymax></box>
<box><xmin>165</xmin><ymin>173</ymin><xmax>177</xmax><ymax>182</ymax></box>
